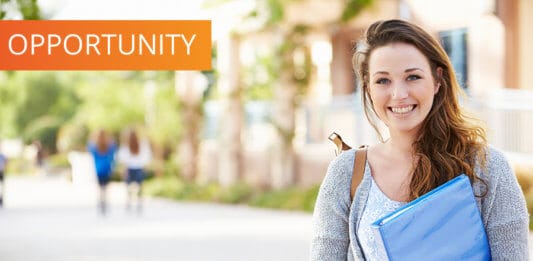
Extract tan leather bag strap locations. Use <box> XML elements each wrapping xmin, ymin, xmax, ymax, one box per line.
<box><xmin>328</xmin><ymin>132</ymin><xmax>352</xmax><ymax>155</ymax></box>
<box><xmin>328</xmin><ymin>132</ymin><xmax>367</xmax><ymax>201</ymax></box>
<box><xmin>351</xmin><ymin>145</ymin><xmax>368</xmax><ymax>201</ymax></box>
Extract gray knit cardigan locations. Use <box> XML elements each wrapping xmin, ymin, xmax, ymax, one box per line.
<box><xmin>311</xmin><ymin>146</ymin><xmax>529</xmax><ymax>260</ymax></box>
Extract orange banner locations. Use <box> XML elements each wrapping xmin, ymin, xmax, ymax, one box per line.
<box><xmin>0</xmin><ymin>20</ymin><xmax>211</xmax><ymax>70</ymax></box>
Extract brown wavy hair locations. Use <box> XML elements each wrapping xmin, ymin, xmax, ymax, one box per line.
<box><xmin>353</xmin><ymin>19</ymin><xmax>487</xmax><ymax>200</ymax></box>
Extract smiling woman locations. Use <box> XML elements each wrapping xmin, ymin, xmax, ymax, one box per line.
<box><xmin>311</xmin><ymin>19</ymin><xmax>529</xmax><ymax>261</ymax></box>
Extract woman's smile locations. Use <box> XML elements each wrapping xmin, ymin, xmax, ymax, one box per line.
<box><xmin>388</xmin><ymin>104</ymin><xmax>417</xmax><ymax>114</ymax></box>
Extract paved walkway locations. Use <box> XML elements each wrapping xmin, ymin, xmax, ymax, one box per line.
<box><xmin>2</xmin><ymin>174</ymin><xmax>533</xmax><ymax>260</ymax></box>
<box><xmin>0</xmin><ymin>175</ymin><xmax>312</xmax><ymax>261</ymax></box>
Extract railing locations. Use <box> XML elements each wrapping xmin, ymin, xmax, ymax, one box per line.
<box><xmin>472</xmin><ymin>89</ymin><xmax>533</xmax><ymax>164</ymax></box>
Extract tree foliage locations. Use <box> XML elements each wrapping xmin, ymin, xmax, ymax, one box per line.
<box><xmin>0</xmin><ymin>70</ymin><xmax>182</xmax><ymax>155</ymax></box>
<box><xmin>0</xmin><ymin>0</ymin><xmax>41</xmax><ymax>20</ymax></box>
<box><xmin>340</xmin><ymin>0</ymin><xmax>373</xmax><ymax>22</ymax></box>
<box><xmin>0</xmin><ymin>72</ymin><xmax>79</xmax><ymax>152</ymax></box>
<box><xmin>74</xmin><ymin>72</ymin><xmax>145</xmax><ymax>133</ymax></box>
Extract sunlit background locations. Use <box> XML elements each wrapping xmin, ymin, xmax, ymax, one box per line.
<box><xmin>1</xmin><ymin>0</ymin><xmax>533</xmax><ymax>260</ymax></box>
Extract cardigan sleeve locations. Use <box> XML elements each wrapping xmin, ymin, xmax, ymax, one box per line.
<box><xmin>482</xmin><ymin>147</ymin><xmax>529</xmax><ymax>261</ymax></box>
<box><xmin>310</xmin><ymin>150</ymin><xmax>354</xmax><ymax>261</ymax></box>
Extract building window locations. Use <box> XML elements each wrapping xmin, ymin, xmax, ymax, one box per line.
<box><xmin>439</xmin><ymin>28</ymin><xmax>468</xmax><ymax>89</ymax></box>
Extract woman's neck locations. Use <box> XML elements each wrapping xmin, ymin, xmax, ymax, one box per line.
<box><xmin>385</xmin><ymin>131</ymin><xmax>417</xmax><ymax>158</ymax></box>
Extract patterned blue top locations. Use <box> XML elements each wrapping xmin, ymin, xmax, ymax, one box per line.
<box><xmin>357</xmin><ymin>177</ymin><xmax>406</xmax><ymax>260</ymax></box>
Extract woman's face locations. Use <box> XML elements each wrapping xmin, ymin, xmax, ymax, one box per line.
<box><xmin>367</xmin><ymin>42</ymin><xmax>440</xmax><ymax>136</ymax></box>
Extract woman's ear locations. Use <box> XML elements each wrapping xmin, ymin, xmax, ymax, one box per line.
<box><xmin>434</xmin><ymin>67</ymin><xmax>443</xmax><ymax>94</ymax></box>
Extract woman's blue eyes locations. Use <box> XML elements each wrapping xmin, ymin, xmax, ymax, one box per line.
<box><xmin>376</xmin><ymin>78</ymin><xmax>390</xmax><ymax>84</ymax></box>
<box><xmin>406</xmin><ymin>75</ymin><xmax>421</xmax><ymax>81</ymax></box>
<box><xmin>374</xmin><ymin>75</ymin><xmax>421</xmax><ymax>84</ymax></box>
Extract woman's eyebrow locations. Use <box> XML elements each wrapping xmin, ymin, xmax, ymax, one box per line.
<box><xmin>405</xmin><ymin>68</ymin><xmax>424</xmax><ymax>73</ymax></box>
<box><xmin>372</xmin><ymin>71</ymin><xmax>389</xmax><ymax>77</ymax></box>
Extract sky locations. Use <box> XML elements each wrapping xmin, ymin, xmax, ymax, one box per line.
<box><xmin>39</xmin><ymin>0</ymin><xmax>207</xmax><ymax>20</ymax></box>
<box><xmin>37</xmin><ymin>0</ymin><xmax>256</xmax><ymax>41</ymax></box>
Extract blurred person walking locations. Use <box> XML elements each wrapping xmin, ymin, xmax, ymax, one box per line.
<box><xmin>0</xmin><ymin>148</ymin><xmax>7</xmax><ymax>207</ymax></box>
<box><xmin>32</xmin><ymin>140</ymin><xmax>46</xmax><ymax>175</ymax></box>
<box><xmin>118</xmin><ymin>129</ymin><xmax>151</xmax><ymax>214</ymax></box>
<box><xmin>87</xmin><ymin>129</ymin><xmax>117</xmax><ymax>216</ymax></box>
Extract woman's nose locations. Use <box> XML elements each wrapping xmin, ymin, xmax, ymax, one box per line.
<box><xmin>391</xmin><ymin>83</ymin><xmax>408</xmax><ymax>99</ymax></box>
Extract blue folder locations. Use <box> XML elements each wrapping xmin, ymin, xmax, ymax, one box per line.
<box><xmin>371</xmin><ymin>174</ymin><xmax>490</xmax><ymax>261</ymax></box>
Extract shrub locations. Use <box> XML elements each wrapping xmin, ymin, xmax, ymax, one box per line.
<box><xmin>217</xmin><ymin>182</ymin><xmax>254</xmax><ymax>204</ymax></box>
<box><xmin>5</xmin><ymin>156</ymin><xmax>34</xmax><ymax>175</ymax></box>
<box><xmin>56</xmin><ymin>122</ymin><xmax>90</xmax><ymax>152</ymax></box>
<box><xmin>515</xmin><ymin>165</ymin><xmax>533</xmax><ymax>192</ymax></box>
<box><xmin>144</xmin><ymin>173</ymin><xmax>319</xmax><ymax>212</ymax></box>
<box><xmin>46</xmin><ymin>153</ymin><xmax>70</xmax><ymax>169</ymax></box>
<box><xmin>248</xmin><ymin>185</ymin><xmax>319</xmax><ymax>212</ymax></box>
<box><xmin>23</xmin><ymin>116</ymin><xmax>62</xmax><ymax>154</ymax></box>
<box><xmin>514</xmin><ymin>164</ymin><xmax>533</xmax><ymax>230</ymax></box>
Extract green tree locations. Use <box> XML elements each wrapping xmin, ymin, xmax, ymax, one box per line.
<box><xmin>74</xmin><ymin>72</ymin><xmax>145</xmax><ymax>133</ymax></box>
<box><xmin>15</xmin><ymin>72</ymin><xmax>77</xmax><ymax>131</ymax></box>
<box><xmin>341</xmin><ymin>0</ymin><xmax>373</xmax><ymax>22</ymax></box>
<box><xmin>0</xmin><ymin>0</ymin><xmax>41</xmax><ymax>20</ymax></box>
<box><xmin>0</xmin><ymin>72</ymin><xmax>79</xmax><ymax>152</ymax></box>
<box><xmin>148</xmin><ymin>84</ymin><xmax>183</xmax><ymax>151</ymax></box>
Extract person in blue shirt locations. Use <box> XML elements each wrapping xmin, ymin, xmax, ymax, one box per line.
<box><xmin>87</xmin><ymin>129</ymin><xmax>117</xmax><ymax>215</ymax></box>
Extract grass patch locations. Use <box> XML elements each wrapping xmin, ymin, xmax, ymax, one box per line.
<box><xmin>46</xmin><ymin>153</ymin><xmax>70</xmax><ymax>169</ymax></box>
<box><xmin>249</xmin><ymin>185</ymin><xmax>319</xmax><ymax>212</ymax></box>
<box><xmin>144</xmin><ymin>174</ymin><xmax>320</xmax><ymax>213</ymax></box>
<box><xmin>5</xmin><ymin>157</ymin><xmax>37</xmax><ymax>175</ymax></box>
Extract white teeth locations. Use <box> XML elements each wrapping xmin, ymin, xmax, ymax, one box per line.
<box><xmin>391</xmin><ymin>105</ymin><xmax>414</xmax><ymax>114</ymax></box>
